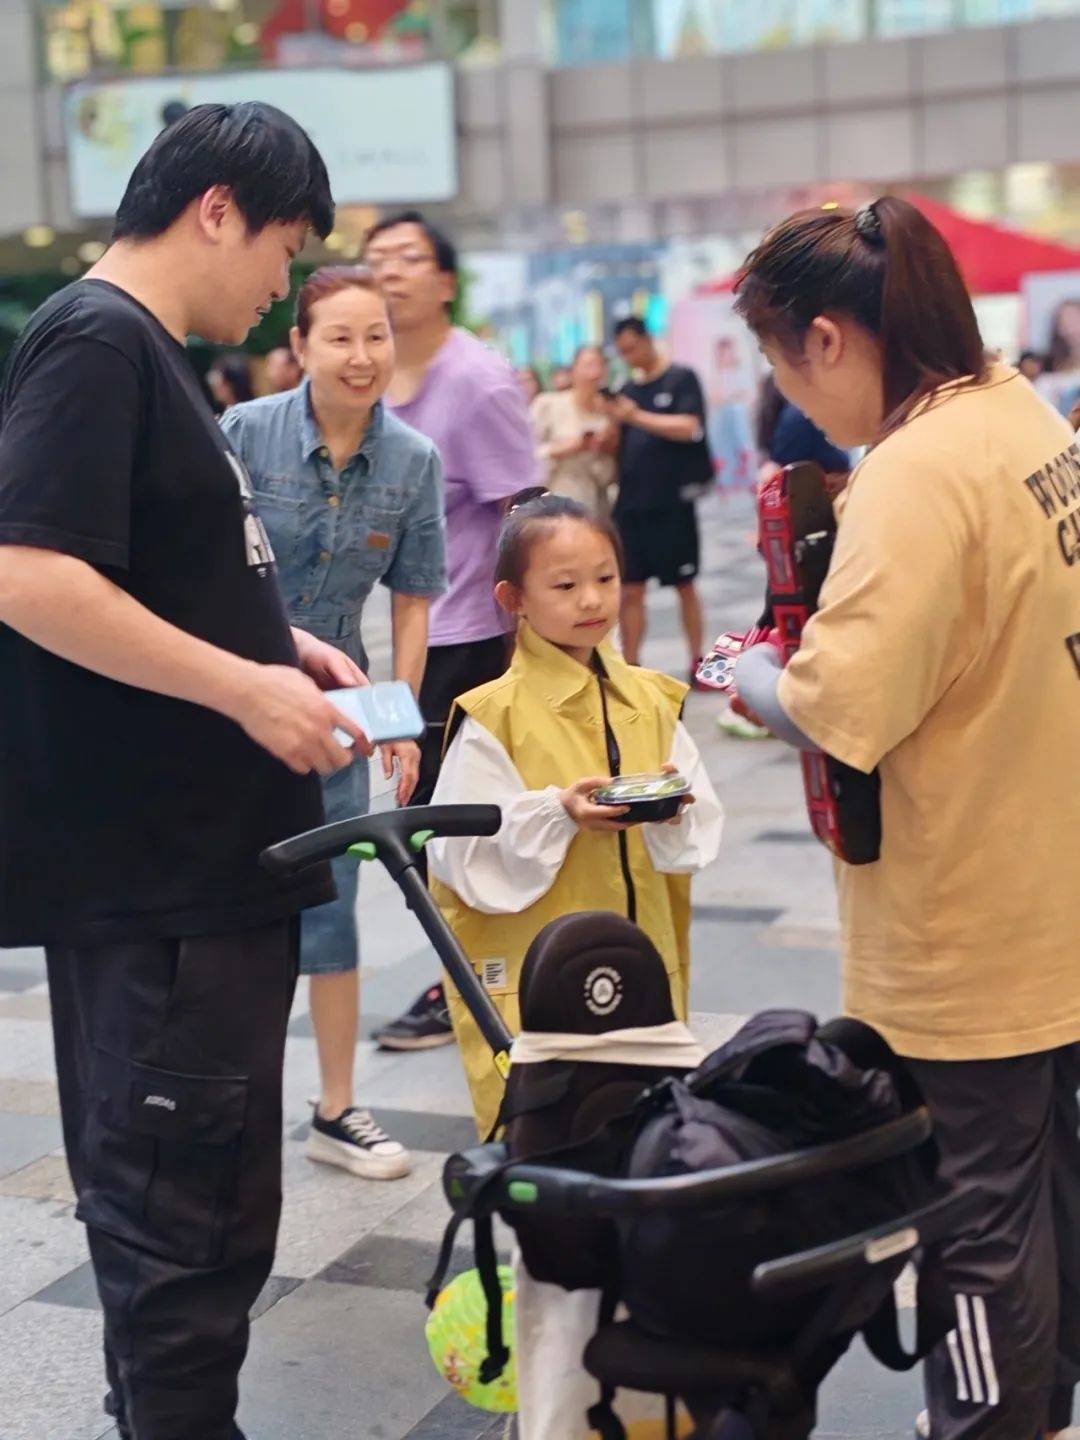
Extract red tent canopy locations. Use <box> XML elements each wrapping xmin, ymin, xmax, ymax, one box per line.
<box><xmin>697</xmin><ymin>193</ymin><xmax>1080</xmax><ymax>297</ymax></box>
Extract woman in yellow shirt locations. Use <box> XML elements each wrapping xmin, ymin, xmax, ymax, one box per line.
<box><xmin>733</xmin><ymin>197</ymin><xmax>1080</xmax><ymax>1440</ymax></box>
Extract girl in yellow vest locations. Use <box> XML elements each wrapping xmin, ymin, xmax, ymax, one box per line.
<box><xmin>428</xmin><ymin>493</ymin><xmax>724</xmax><ymax>1135</ymax></box>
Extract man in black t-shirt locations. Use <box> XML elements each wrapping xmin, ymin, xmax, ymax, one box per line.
<box><xmin>608</xmin><ymin>317</ymin><xmax>712</xmax><ymax>679</ymax></box>
<box><xmin>0</xmin><ymin>105</ymin><xmax>373</xmax><ymax>1439</ymax></box>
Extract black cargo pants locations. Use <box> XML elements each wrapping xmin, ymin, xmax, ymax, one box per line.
<box><xmin>45</xmin><ymin>918</ymin><xmax>299</xmax><ymax>1440</ymax></box>
<box><xmin>909</xmin><ymin>1045</ymin><xmax>1080</xmax><ymax>1439</ymax></box>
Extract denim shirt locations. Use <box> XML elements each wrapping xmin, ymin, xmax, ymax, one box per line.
<box><xmin>220</xmin><ymin>382</ymin><xmax>447</xmax><ymax>660</ymax></box>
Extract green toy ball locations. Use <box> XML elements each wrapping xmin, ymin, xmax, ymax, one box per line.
<box><xmin>425</xmin><ymin>1266</ymin><xmax>518</xmax><ymax>1413</ymax></box>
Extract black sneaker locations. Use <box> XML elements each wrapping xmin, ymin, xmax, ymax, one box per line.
<box><xmin>306</xmin><ymin>1106</ymin><xmax>412</xmax><ymax>1180</ymax></box>
<box><xmin>372</xmin><ymin>982</ymin><xmax>455</xmax><ymax>1051</ymax></box>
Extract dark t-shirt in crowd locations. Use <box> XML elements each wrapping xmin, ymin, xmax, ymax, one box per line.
<box><xmin>0</xmin><ymin>280</ymin><xmax>333</xmax><ymax>947</ymax></box>
<box><xmin>771</xmin><ymin>403</ymin><xmax>850</xmax><ymax>473</ymax></box>
<box><xmin>615</xmin><ymin>364</ymin><xmax>713</xmax><ymax>511</ymax></box>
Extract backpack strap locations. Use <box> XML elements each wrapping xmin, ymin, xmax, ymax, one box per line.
<box><xmin>862</xmin><ymin>1261</ymin><xmax>953</xmax><ymax>1372</ymax></box>
<box><xmin>425</xmin><ymin>1211</ymin><xmax>467</xmax><ymax>1310</ymax></box>
<box><xmin>475</xmin><ymin>1214</ymin><xmax>512</xmax><ymax>1384</ymax></box>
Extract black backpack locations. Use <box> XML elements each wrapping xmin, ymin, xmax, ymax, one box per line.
<box><xmin>618</xmin><ymin>1010</ymin><xmax>944</xmax><ymax>1354</ymax></box>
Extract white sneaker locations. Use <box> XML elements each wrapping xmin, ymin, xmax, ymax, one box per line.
<box><xmin>716</xmin><ymin>706</ymin><xmax>771</xmax><ymax>740</ymax></box>
<box><xmin>915</xmin><ymin>1412</ymin><xmax>930</xmax><ymax>1439</ymax></box>
<box><xmin>306</xmin><ymin>1106</ymin><xmax>412</xmax><ymax>1181</ymax></box>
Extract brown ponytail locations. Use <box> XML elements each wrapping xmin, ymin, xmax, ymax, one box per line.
<box><xmin>735</xmin><ymin>197</ymin><xmax>988</xmax><ymax>439</ymax></box>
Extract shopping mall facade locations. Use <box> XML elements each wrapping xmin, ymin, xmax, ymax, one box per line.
<box><xmin>4</xmin><ymin>1</ymin><xmax>1080</xmax><ymax>369</ymax></box>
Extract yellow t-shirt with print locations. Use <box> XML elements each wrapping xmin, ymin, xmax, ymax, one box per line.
<box><xmin>777</xmin><ymin>363</ymin><xmax>1080</xmax><ymax>1062</ymax></box>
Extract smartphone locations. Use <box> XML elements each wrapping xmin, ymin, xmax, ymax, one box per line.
<box><xmin>326</xmin><ymin>681</ymin><xmax>425</xmax><ymax>747</ymax></box>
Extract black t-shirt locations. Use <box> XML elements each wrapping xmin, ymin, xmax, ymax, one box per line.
<box><xmin>0</xmin><ymin>280</ymin><xmax>333</xmax><ymax>946</ymax></box>
<box><xmin>615</xmin><ymin>364</ymin><xmax>713</xmax><ymax>511</ymax></box>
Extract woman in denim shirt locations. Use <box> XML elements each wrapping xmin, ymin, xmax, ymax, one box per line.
<box><xmin>221</xmin><ymin>266</ymin><xmax>447</xmax><ymax>1181</ymax></box>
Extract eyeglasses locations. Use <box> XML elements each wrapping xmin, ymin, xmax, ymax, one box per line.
<box><xmin>364</xmin><ymin>247</ymin><xmax>437</xmax><ymax>274</ymax></box>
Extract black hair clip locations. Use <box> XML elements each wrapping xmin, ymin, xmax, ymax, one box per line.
<box><xmin>854</xmin><ymin>204</ymin><xmax>885</xmax><ymax>246</ymax></box>
<box><xmin>507</xmin><ymin>486</ymin><xmax>549</xmax><ymax>514</ymax></box>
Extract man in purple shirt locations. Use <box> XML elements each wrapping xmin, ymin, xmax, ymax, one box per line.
<box><xmin>364</xmin><ymin>209</ymin><xmax>537</xmax><ymax>1049</ymax></box>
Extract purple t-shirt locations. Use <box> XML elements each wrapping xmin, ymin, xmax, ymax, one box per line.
<box><xmin>386</xmin><ymin>328</ymin><xmax>537</xmax><ymax>646</ymax></box>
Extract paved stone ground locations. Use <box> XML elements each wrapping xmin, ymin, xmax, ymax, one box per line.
<box><xmin>0</xmin><ymin>490</ymin><xmax>967</xmax><ymax>1439</ymax></box>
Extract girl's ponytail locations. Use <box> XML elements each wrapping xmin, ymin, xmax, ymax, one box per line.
<box><xmin>735</xmin><ymin>196</ymin><xmax>988</xmax><ymax>440</ymax></box>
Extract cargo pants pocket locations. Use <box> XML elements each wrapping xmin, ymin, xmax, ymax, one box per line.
<box><xmin>77</xmin><ymin>1047</ymin><xmax>248</xmax><ymax>1268</ymax></box>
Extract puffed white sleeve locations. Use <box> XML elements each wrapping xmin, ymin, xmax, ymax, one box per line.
<box><xmin>427</xmin><ymin>716</ymin><xmax>580</xmax><ymax>914</ymax></box>
<box><xmin>641</xmin><ymin>722</ymin><xmax>724</xmax><ymax>874</ymax></box>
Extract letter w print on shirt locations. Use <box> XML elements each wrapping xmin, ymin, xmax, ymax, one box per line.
<box><xmin>223</xmin><ymin>450</ymin><xmax>275</xmax><ymax>575</ymax></box>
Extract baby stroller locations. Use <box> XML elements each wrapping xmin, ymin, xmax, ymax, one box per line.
<box><xmin>263</xmin><ymin>805</ymin><xmax>974</xmax><ymax>1440</ymax></box>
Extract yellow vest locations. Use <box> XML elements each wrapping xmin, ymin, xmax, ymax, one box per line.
<box><xmin>432</xmin><ymin>622</ymin><xmax>691</xmax><ymax>1135</ymax></box>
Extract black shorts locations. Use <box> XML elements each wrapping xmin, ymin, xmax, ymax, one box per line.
<box><xmin>413</xmin><ymin>632</ymin><xmax>510</xmax><ymax>808</ymax></box>
<box><xmin>616</xmin><ymin>503</ymin><xmax>700</xmax><ymax>587</ymax></box>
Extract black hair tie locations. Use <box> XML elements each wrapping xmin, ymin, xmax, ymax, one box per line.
<box><xmin>854</xmin><ymin>204</ymin><xmax>885</xmax><ymax>247</ymax></box>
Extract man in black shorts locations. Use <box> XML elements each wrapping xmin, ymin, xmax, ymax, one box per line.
<box><xmin>0</xmin><ymin>104</ymin><xmax>372</xmax><ymax>1439</ymax></box>
<box><xmin>609</xmin><ymin>317</ymin><xmax>712</xmax><ymax>678</ymax></box>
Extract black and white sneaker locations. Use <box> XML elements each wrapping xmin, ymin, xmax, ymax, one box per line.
<box><xmin>372</xmin><ymin>982</ymin><xmax>455</xmax><ymax>1051</ymax></box>
<box><xmin>306</xmin><ymin>1107</ymin><xmax>412</xmax><ymax>1181</ymax></box>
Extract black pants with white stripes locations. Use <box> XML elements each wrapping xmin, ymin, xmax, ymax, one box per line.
<box><xmin>46</xmin><ymin>920</ymin><xmax>299</xmax><ymax>1440</ymax></box>
<box><xmin>908</xmin><ymin>1045</ymin><xmax>1080</xmax><ymax>1439</ymax></box>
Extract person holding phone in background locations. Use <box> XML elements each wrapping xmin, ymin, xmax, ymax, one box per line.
<box><xmin>222</xmin><ymin>264</ymin><xmax>447</xmax><ymax>1181</ymax></box>
<box><xmin>531</xmin><ymin>344</ymin><xmax>618</xmax><ymax>515</ymax></box>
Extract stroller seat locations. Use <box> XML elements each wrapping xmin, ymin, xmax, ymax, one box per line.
<box><xmin>584</xmin><ymin>1319</ymin><xmax>804</xmax><ymax>1409</ymax></box>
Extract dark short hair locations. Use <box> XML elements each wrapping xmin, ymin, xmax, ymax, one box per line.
<box><xmin>735</xmin><ymin>197</ymin><xmax>988</xmax><ymax>440</ymax></box>
<box><xmin>1018</xmin><ymin>350</ymin><xmax>1042</xmax><ymax>365</ymax></box>
<box><xmin>613</xmin><ymin>317</ymin><xmax>649</xmax><ymax>341</ymax></box>
<box><xmin>495</xmin><ymin>492</ymin><xmax>624</xmax><ymax>589</ymax></box>
<box><xmin>363</xmin><ymin>208</ymin><xmax>458</xmax><ymax>276</ymax></box>
<box><xmin>113</xmin><ymin>102</ymin><xmax>334</xmax><ymax>242</ymax></box>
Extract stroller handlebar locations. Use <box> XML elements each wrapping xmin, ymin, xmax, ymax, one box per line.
<box><xmin>447</xmin><ymin>1105</ymin><xmax>933</xmax><ymax>1219</ymax></box>
<box><xmin>751</xmin><ymin>1184</ymin><xmax>981</xmax><ymax>1300</ymax></box>
<box><xmin>260</xmin><ymin>804</ymin><xmax>502</xmax><ymax>877</ymax></box>
<box><xmin>261</xmin><ymin>804</ymin><xmax>515</xmax><ymax>1061</ymax></box>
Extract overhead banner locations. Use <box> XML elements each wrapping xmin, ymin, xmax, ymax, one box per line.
<box><xmin>65</xmin><ymin>62</ymin><xmax>457</xmax><ymax>219</ymax></box>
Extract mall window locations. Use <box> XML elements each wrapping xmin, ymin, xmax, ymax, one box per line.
<box><xmin>547</xmin><ymin>0</ymin><xmax>1080</xmax><ymax>66</ymax></box>
<box><xmin>39</xmin><ymin>1</ymin><xmax>271</xmax><ymax>81</ymax></box>
<box><xmin>38</xmin><ymin>1</ymin><xmax>498</xmax><ymax>82</ymax></box>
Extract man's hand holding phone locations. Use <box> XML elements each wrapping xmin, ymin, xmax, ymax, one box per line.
<box><xmin>227</xmin><ymin>664</ymin><xmax>374</xmax><ymax>777</ymax></box>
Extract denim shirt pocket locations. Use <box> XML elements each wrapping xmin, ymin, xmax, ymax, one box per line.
<box><xmin>251</xmin><ymin>473</ymin><xmax>305</xmax><ymax>573</ymax></box>
<box><xmin>347</xmin><ymin>487</ymin><xmax>408</xmax><ymax>575</ymax></box>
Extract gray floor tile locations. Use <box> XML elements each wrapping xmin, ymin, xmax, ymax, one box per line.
<box><xmin>319</xmin><ymin>1231</ymin><xmax>507</xmax><ymax>1295</ymax></box>
<box><xmin>0</xmin><ymin>1152</ymin><xmax>75</xmax><ymax>1202</ymax></box>
<box><xmin>0</xmin><ymin>1195</ymin><xmax>90</xmax><ymax>1318</ymax></box>
<box><xmin>250</xmin><ymin>1274</ymin><xmax>304</xmax><ymax>1321</ymax></box>
<box><xmin>0</xmin><ymin>1300</ymin><xmax>111</xmax><ymax>1440</ymax></box>
<box><xmin>0</xmin><ymin>1112</ymin><xmax>65</xmax><ymax>1179</ymax></box>
<box><xmin>274</xmin><ymin>1142</ymin><xmax>444</xmax><ymax>1279</ymax></box>
<box><xmin>0</xmin><ymin>957</ymin><xmax>47</xmax><ymax>993</ymax></box>
<box><xmin>321</xmin><ymin>1233</ymin><xmax>442</xmax><ymax>1292</ymax></box>
<box><xmin>34</xmin><ymin>1259</ymin><xmax>306</xmax><ymax>1324</ymax></box>
<box><xmin>0</xmin><ymin>1016</ymin><xmax>63</xmax><ymax>1082</ymax></box>
<box><xmin>403</xmin><ymin>1393</ymin><xmax>512</xmax><ymax>1438</ymax></box>
<box><xmin>0</xmin><ymin>1076</ymin><xmax>60</xmax><ymax>1117</ymax></box>
<box><xmin>238</xmin><ymin>1280</ymin><xmax>450</xmax><ymax>1440</ymax></box>
<box><xmin>32</xmin><ymin>1258</ymin><xmax>100</xmax><ymax>1311</ymax></box>
<box><xmin>0</xmin><ymin>992</ymin><xmax>52</xmax><ymax>1021</ymax></box>
<box><xmin>692</xmin><ymin>902</ymin><xmax>783</xmax><ymax>924</ymax></box>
